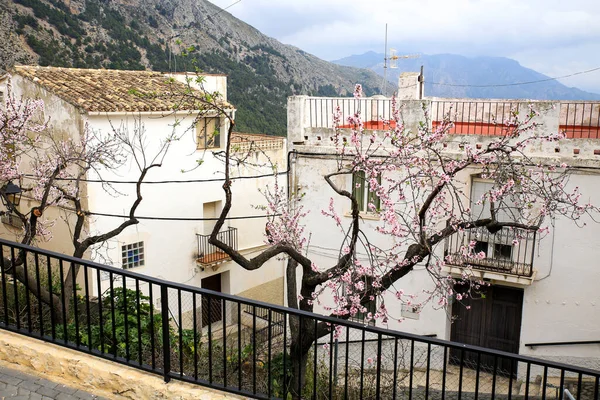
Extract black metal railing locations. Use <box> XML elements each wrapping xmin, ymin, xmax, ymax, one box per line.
<box><xmin>307</xmin><ymin>97</ymin><xmax>394</xmax><ymax>129</ymax></box>
<box><xmin>430</xmin><ymin>100</ymin><xmax>522</xmax><ymax>136</ymax></box>
<box><xmin>196</xmin><ymin>227</ymin><xmax>237</xmax><ymax>265</ymax></box>
<box><xmin>0</xmin><ymin>238</ymin><xmax>598</xmax><ymax>400</ymax></box>
<box><xmin>444</xmin><ymin>226</ymin><xmax>537</xmax><ymax>277</ymax></box>
<box><xmin>560</xmin><ymin>103</ymin><xmax>600</xmax><ymax>139</ymax></box>
<box><xmin>305</xmin><ymin>97</ymin><xmax>600</xmax><ymax>140</ymax></box>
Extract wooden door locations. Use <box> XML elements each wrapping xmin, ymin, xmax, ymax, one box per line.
<box><xmin>201</xmin><ymin>274</ymin><xmax>222</xmax><ymax>327</ymax></box>
<box><xmin>451</xmin><ymin>284</ymin><xmax>523</xmax><ymax>375</ymax></box>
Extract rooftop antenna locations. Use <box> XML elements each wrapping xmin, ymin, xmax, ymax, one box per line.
<box><xmin>382</xmin><ymin>24</ymin><xmax>420</xmax><ymax>96</ymax></box>
<box><xmin>382</xmin><ymin>24</ymin><xmax>390</xmax><ymax>96</ymax></box>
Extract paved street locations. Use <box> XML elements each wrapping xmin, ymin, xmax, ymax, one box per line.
<box><xmin>0</xmin><ymin>364</ymin><xmax>108</xmax><ymax>400</ymax></box>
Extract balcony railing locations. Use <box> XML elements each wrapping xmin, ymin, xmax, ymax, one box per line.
<box><xmin>301</xmin><ymin>96</ymin><xmax>600</xmax><ymax>139</ymax></box>
<box><xmin>0</xmin><ymin>239</ymin><xmax>598</xmax><ymax>400</ymax></box>
<box><xmin>444</xmin><ymin>226</ymin><xmax>537</xmax><ymax>277</ymax></box>
<box><xmin>196</xmin><ymin>227</ymin><xmax>237</xmax><ymax>265</ymax></box>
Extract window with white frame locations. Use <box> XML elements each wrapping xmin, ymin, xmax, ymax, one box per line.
<box><xmin>121</xmin><ymin>241</ymin><xmax>145</xmax><ymax>269</ymax></box>
<box><xmin>352</xmin><ymin>170</ymin><xmax>382</xmax><ymax>213</ymax></box>
<box><xmin>197</xmin><ymin>117</ymin><xmax>221</xmax><ymax>150</ymax></box>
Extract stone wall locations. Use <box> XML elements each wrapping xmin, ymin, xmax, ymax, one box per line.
<box><xmin>237</xmin><ymin>277</ymin><xmax>284</xmax><ymax>305</ymax></box>
<box><xmin>0</xmin><ymin>330</ymin><xmax>244</xmax><ymax>399</ymax></box>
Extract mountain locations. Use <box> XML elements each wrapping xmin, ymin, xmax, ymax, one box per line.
<box><xmin>333</xmin><ymin>52</ymin><xmax>600</xmax><ymax>101</ymax></box>
<box><xmin>0</xmin><ymin>0</ymin><xmax>385</xmax><ymax>136</ymax></box>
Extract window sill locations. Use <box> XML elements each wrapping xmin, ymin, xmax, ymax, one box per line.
<box><xmin>344</xmin><ymin>212</ymin><xmax>381</xmax><ymax>221</ymax></box>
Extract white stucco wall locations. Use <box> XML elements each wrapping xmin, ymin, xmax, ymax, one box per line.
<box><xmin>3</xmin><ymin>72</ymin><xmax>286</xmax><ymax>311</ymax></box>
<box><xmin>288</xmin><ymin>95</ymin><xmax>600</xmax><ymax>368</ymax></box>
<box><xmin>0</xmin><ymin>75</ymin><xmax>90</xmax><ymax>255</ymax></box>
<box><xmin>84</xmin><ymin>112</ymin><xmax>286</xmax><ymax>302</ymax></box>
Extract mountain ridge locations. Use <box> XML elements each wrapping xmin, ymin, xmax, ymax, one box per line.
<box><xmin>0</xmin><ymin>0</ymin><xmax>385</xmax><ymax>135</ymax></box>
<box><xmin>333</xmin><ymin>52</ymin><xmax>600</xmax><ymax>101</ymax></box>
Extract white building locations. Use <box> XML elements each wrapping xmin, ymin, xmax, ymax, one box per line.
<box><xmin>0</xmin><ymin>66</ymin><xmax>286</xmax><ymax>326</ymax></box>
<box><xmin>287</xmin><ymin>74</ymin><xmax>600</xmax><ymax>369</ymax></box>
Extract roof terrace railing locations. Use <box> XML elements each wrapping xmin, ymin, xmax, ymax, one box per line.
<box><xmin>303</xmin><ymin>97</ymin><xmax>600</xmax><ymax>139</ymax></box>
<box><xmin>0</xmin><ymin>238</ymin><xmax>598</xmax><ymax>399</ymax></box>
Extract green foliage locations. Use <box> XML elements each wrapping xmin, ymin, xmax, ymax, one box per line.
<box><xmin>14</xmin><ymin>13</ymin><xmax>39</xmax><ymax>33</ymax></box>
<box><xmin>316</xmin><ymin>84</ymin><xmax>340</xmax><ymax>97</ymax></box>
<box><xmin>15</xmin><ymin>0</ymin><xmax>84</xmax><ymax>38</ymax></box>
<box><xmin>26</xmin><ymin>35</ymin><xmax>70</xmax><ymax>67</ymax></box>
<box><xmin>54</xmin><ymin>288</ymin><xmax>164</xmax><ymax>361</ymax></box>
<box><xmin>250</xmin><ymin>44</ymin><xmax>284</xmax><ymax>59</ymax></box>
<box><xmin>187</xmin><ymin>50</ymin><xmax>290</xmax><ymax>136</ymax></box>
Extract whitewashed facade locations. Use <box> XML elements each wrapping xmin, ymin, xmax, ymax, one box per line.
<box><xmin>287</xmin><ymin>77</ymin><xmax>600</xmax><ymax>368</ymax></box>
<box><xmin>0</xmin><ymin>67</ymin><xmax>286</xmax><ymax>313</ymax></box>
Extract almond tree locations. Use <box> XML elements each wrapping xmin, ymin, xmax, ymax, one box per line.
<box><xmin>208</xmin><ymin>85</ymin><xmax>596</xmax><ymax>396</ymax></box>
<box><xmin>0</xmin><ymin>81</ymin><xmax>178</xmax><ymax>322</ymax></box>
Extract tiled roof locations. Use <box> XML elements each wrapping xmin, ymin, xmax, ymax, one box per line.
<box><xmin>11</xmin><ymin>66</ymin><xmax>230</xmax><ymax>113</ymax></box>
<box><xmin>230</xmin><ymin>132</ymin><xmax>285</xmax><ymax>152</ymax></box>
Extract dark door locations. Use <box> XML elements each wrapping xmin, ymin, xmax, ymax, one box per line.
<box><xmin>201</xmin><ymin>274</ymin><xmax>222</xmax><ymax>327</ymax></box>
<box><xmin>450</xmin><ymin>284</ymin><xmax>523</xmax><ymax>375</ymax></box>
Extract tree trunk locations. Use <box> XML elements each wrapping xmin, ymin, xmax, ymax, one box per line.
<box><xmin>288</xmin><ymin>321</ymin><xmax>313</xmax><ymax>400</ymax></box>
<box><xmin>289</xmin><ymin>339</ymin><xmax>309</xmax><ymax>400</ymax></box>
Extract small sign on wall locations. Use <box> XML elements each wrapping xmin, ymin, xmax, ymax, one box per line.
<box><xmin>401</xmin><ymin>304</ymin><xmax>421</xmax><ymax>320</ymax></box>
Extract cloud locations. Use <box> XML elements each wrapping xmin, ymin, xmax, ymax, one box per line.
<box><xmin>207</xmin><ymin>0</ymin><xmax>600</xmax><ymax>92</ymax></box>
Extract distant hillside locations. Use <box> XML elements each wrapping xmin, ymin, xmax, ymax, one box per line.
<box><xmin>333</xmin><ymin>51</ymin><xmax>600</xmax><ymax>100</ymax></box>
<box><xmin>0</xmin><ymin>0</ymin><xmax>385</xmax><ymax>136</ymax></box>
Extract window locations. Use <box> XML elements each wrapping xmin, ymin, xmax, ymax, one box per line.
<box><xmin>470</xmin><ymin>178</ymin><xmax>518</xmax><ymax>222</ymax></box>
<box><xmin>352</xmin><ymin>171</ymin><xmax>381</xmax><ymax>212</ymax></box>
<box><xmin>472</xmin><ymin>240</ymin><xmax>513</xmax><ymax>262</ymax></box>
<box><xmin>469</xmin><ymin>178</ymin><xmax>518</xmax><ymax>266</ymax></box>
<box><xmin>197</xmin><ymin>117</ymin><xmax>221</xmax><ymax>149</ymax></box>
<box><xmin>121</xmin><ymin>241</ymin><xmax>145</xmax><ymax>269</ymax></box>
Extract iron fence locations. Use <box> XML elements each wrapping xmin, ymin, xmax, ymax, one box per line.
<box><xmin>0</xmin><ymin>238</ymin><xmax>598</xmax><ymax>399</ymax></box>
<box><xmin>305</xmin><ymin>97</ymin><xmax>600</xmax><ymax>140</ymax></box>
<box><xmin>306</xmin><ymin>97</ymin><xmax>394</xmax><ymax>129</ymax></box>
<box><xmin>444</xmin><ymin>226</ymin><xmax>537</xmax><ymax>277</ymax></box>
<box><xmin>430</xmin><ymin>101</ymin><xmax>522</xmax><ymax>136</ymax></box>
<box><xmin>559</xmin><ymin>103</ymin><xmax>600</xmax><ymax>139</ymax></box>
<box><xmin>196</xmin><ymin>227</ymin><xmax>237</xmax><ymax>265</ymax></box>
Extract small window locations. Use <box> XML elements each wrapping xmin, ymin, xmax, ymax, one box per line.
<box><xmin>197</xmin><ymin>117</ymin><xmax>221</xmax><ymax>149</ymax></box>
<box><xmin>494</xmin><ymin>243</ymin><xmax>512</xmax><ymax>261</ymax></box>
<box><xmin>352</xmin><ymin>171</ymin><xmax>382</xmax><ymax>213</ymax></box>
<box><xmin>121</xmin><ymin>241</ymin><xmax>145</xmax><ymax>269</ymax></box>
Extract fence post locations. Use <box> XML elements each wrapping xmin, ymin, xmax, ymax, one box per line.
<box><xmin>161</xmin><ymin>285</ymin><xmax>171</xmax><ymax>383</ymax></box>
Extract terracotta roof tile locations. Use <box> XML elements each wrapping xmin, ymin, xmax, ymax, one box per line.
<box><xmin>230</xmin><ymin>132</ymin><xmax>285</xmax><ymax>152</ymax></box>
<box><xmin>11</xmin><ymin>66</ymin><xmax>231</xmax><ymax>113</ymax></box>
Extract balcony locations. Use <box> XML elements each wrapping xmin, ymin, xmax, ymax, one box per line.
<box><xmin>196</xmin><ymin>227</ymin><xmax>237</xmax><ymax>268</ymax></box>
<box><xmin>444</xmin><ymin>226</ymin><xmax>537</xmax><ymax>279</ymax></box>
<box><xmin>292</xmin><ymin>97</ymin><xmax>600</xmax><ymax>149</ymax></box>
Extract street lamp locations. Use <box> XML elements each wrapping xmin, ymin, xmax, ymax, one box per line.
<box><xmin>0</xmin><ymin>182</ymin><xmax>22</xmax><ymax>208</ymax></box>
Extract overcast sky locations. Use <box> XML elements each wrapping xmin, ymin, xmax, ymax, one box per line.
<box><xmin>208</xmin><ymin>0</ymin><xmax>600</xmax><ymax>93</ymax></box>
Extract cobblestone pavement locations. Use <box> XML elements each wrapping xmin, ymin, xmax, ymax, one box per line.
<box><xmin>0</xmin><ymin>364</ymin><xmax>109</xmax><ymax>400</ymax></box>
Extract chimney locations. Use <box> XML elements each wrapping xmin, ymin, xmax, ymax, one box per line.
<box><xmin>398</xmin><ymin>72</ymin><xmax>420</xmax><ymax>100</ymax></box>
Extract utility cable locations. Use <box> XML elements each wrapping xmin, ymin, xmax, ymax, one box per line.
<box><xmin>22</xmin><ymin>171</ymin><xmax>287</xmax><ymax>185</ymax></box>
<box><xmin>428</xmin><ymin>66</ymin><xmax>600</xmax><ymax>88</ymax></box>
<box><xmin>82</xmin><ymin>211</ymin><xmax>277</xmax><ymax>221</ymax></box>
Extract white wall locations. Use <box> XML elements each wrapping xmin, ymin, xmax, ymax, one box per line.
<box><xmin>288</xmin><ymin>96</ymin><xmax>600</xmax><ymax>367</ymax></box>
<box><xmin>85</xmin><ymin>112</ymin><xmax>286</xmax><ymax>301</ymax></box>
